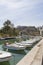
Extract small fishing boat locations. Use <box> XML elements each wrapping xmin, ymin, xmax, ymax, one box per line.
<box><xmin>0</xmin><ymin>51</ymin><xmax>12</xmax><ymax>62</ymax></box>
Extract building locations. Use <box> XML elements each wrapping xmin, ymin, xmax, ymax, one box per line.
<box><xmin>39</xmin><ymin>26</ymin><xmax>43</xmax><ymax>36</ymax></box>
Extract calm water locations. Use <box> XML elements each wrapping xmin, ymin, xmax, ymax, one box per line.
<box><xmin>0</xmin><ymin>45</ymin><xmax>30</xmax><ymax>65</ymax></box>
<box><xmin>0</xmin><ymin>38</ymin><xmax>39</xmax><ymax>65</ymax></box>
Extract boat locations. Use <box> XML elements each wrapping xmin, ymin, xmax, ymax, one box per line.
<box><xmin>16</xmin><ymin>39</ymin><xmax>35</xmax><ymax>47</ymax></box>
<box><xmin>3</xmin><ymin>37</ymin><xmax>41</xmax><ymax>51</ymax></box>
<box><xmin>0</xmin><ymin>51</ymin><xmax>12</xmax><ymax>62</ymax></box>
<box><xmin>15</xmin><ymin>38</ymin><xmax>41</xmax><ymax>48</ymax></box>
<box><xmin>16</xmin><ymin>42</ymin><xmax>32</xmax><ymax>47</ymax></box>
<box><xmin>3</xmin><ymin>43</ymin><xmax>26</xmax><ymax>51</ymax></box>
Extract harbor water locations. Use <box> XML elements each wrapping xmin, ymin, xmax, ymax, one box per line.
<box><xmin>0</xmin><ymin>44</ymin><xmax>30</xmax><ymax>65</ymax></box>
<box><xmin>0</xmin><ymin>38</ymin><xmax>40</xmax><ymax>65</ymax></box>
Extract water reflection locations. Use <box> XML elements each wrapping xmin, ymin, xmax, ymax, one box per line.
<box><xmin>8</xmin><ymin>53</ymin><xmax>25</xmax><ymax>65</ymax></box>
<box><xmin>8</xmin><ymin>49</ymin><xmax>26</xmax><ymax>54</ymax></box>
<box><xmin>0</xmin><ymin>61</ymin><xmax>10</xmax><ymax>65</ymax></box>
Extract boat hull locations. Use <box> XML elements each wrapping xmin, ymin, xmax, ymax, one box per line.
<box><xmin>3</xmin><ymin>45</ymin><xmax>26</xmax><ymax>51</ymax></box>
<box><xmin>0</xmin><ymin>51</ymin><xmax>12</xmax><ymax>62</ymax></box>
<box><xmin>0</xmin><ymin>56</ymin><xmax>11</xmax><ymax>62</ymax></box>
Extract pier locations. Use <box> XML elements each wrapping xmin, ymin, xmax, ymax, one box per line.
<box><xmin>16</xmin><ymin>38</ymin><xmax>43</xmax><ymax>65</ymax></box>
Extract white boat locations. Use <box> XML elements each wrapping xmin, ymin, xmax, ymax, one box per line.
<box><xmin>3</xmin><ymin>37</ymin><xmax>41</xmax><ymax>50</ymax></box>
<box><xmin>16</xmin><ymin>42</ymin><xmax>32</xmax><ymax>47</ymax></box>
<box><xmin>3</xmin><ymin>44</ymin><xmax>26</xmax><ymax>50</ymax></box>
<box><xmin>0</xmin><ymin>51</ymin><xmax>12</xmax><ymax>62</ymax></box>
<box><xmin>16</xmin><ymin>38</ymin><xmax>40</xmax><ymax>47</ymax></box>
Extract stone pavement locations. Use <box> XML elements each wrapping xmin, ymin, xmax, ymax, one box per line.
<box><xmin>16</xmin><ymin>39</ymin><xmax>43</xmax><ymax>65</ymax></box>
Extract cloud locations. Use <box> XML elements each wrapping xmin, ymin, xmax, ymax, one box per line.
<box><xmin>0</xmin><ymin>0</ymin><xmax>43</xmax><ymax>27</ymax></box>
<box><xmin>0</xmin><ymin>0</ymin><xmax>42</xmax><ymax>10</ymax></box>
<box><xmin>0</xmin><ymin>0</ymin><xmax>25</xmax><ymax>9</ymax></box>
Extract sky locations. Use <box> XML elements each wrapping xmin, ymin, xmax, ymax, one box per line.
<box><xmin>0</xmin><ymin>0</ymin><xmax>43</xmax><ymax>28</ymax></box>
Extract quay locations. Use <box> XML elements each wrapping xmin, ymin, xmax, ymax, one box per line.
<box><xmin>16</xmin><ymin>38</ymin><xmax>43</xmax><ymax>65</ymax></box>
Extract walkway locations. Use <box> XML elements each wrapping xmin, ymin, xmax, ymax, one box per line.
<box><xmin>16</xmin><ymin>39</ymin><xmax>43</xmax><ymax>65</ymax></box>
